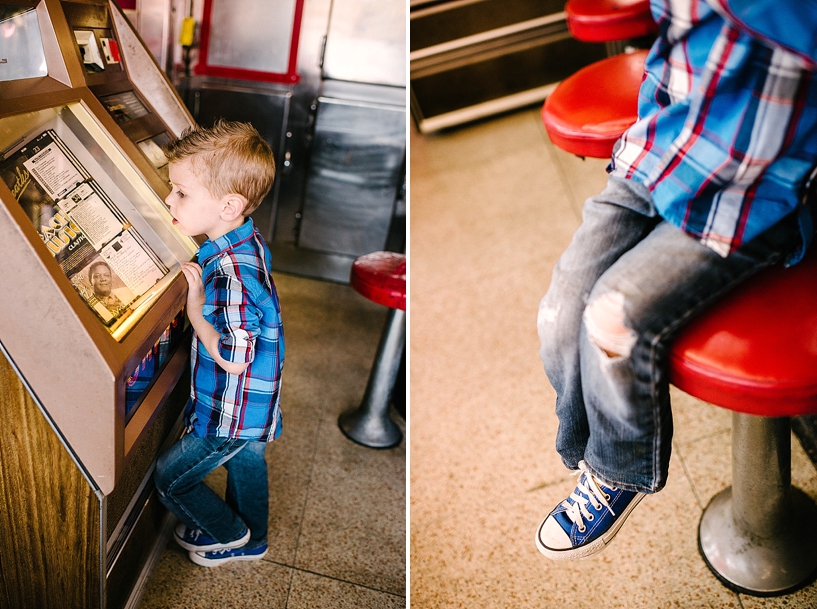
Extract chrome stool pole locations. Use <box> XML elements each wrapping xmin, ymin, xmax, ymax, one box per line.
<box><xmin>339</xmin><ymin>308</ymin><xmax>405</xmax><ymax>448</ymax></box>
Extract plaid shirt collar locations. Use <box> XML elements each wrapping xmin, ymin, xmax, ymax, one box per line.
<box><xmin>197</xmin><ymin>218</ymin><xmax>256</xmax><ymax>266</ymax></box>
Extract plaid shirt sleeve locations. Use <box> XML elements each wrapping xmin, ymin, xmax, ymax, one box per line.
<box><xmin>203</xmin><ymin>255</ymin><xmax>260</xmax><ymax>365</ymax></box>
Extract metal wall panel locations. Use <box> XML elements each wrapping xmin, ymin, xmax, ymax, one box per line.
<box><xmin>204</xmin><ymin>0</ymin><xmax>296</xmax><ymax>74</ymax></box>
<box><xmin>298</xmin><ymin>96</ymin><xmax>405</xmax><ymax>257</ymax></box>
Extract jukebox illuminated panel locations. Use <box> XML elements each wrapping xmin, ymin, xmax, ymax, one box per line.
<box><xmin>0</xmin><ymin>102</ymin><xmax>193</xmax><ymax>338</ymax></box>
<box><xmin>0</xmin><ymin>5</ymin><xmax>193</xmax><ymax>493</ymax></box>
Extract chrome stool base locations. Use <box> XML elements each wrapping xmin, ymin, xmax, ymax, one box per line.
<box><xmin>698</xmin><ymin>413</ymin><xmax>817</xmax><ymax>595</ymax></box>
<box><xmin>699</xmin><ymin>486</ymin><xmax>817</xmax><ymax>595</ymax></box>
<box><xmin>338</xmin><ymin>407</ymin><xmax>402</xmax><ymax>449</ymax></box>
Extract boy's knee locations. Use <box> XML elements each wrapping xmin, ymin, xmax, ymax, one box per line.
<box><xmin>583</xmin><ymin>291</ymin><xmax>637</xmax><ymax>358</ymax></box>
<box><xmin>153</xmin><ymin>454</ymin><xmax>171</xmax><ymax>495</ymax></box>
<box><xmin>537</xmin><ymin>299</ymin><xmax>559</xmax><ymax>340</ymax></box>
<box><xmin>537</xmin><ymin>296</ymin><xmax>566</xmax><ymax>367</ymax></box>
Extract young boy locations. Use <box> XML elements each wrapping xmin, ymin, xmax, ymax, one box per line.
<box><xmin>535</xmin><ymin>0</ymin><xmax>817</xmax><ymax>560</ymax></box>
<box><xmin>153</xmin><ymin>120</ymin><xmax>284</xmax><ymax>567</ymax></box>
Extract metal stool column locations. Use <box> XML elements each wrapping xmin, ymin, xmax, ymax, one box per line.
<box><xmin>339</xmin><ymin>251</ymin><xmax>406</xmax><ymax>448</ymax></box>
<box><xmin>699</xmin><ymin>413</ymin><xmax>817</xmax><ymax>594</ymax></box>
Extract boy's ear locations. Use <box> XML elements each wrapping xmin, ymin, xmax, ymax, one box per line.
<box><xmin>220</xmin><ymin>194</ymin><xmax>249</xmax><ymax>222</ymax></box>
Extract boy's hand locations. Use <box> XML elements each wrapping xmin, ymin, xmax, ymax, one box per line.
<box><xmin>179</xmin><ymin>260</ymin><xmax>250</xmax><ymax>376</ymax></box>
<box><xmin>180</xmin><ymin>261</ymin><xmax>205</xmax><ymax>310</ymax></box>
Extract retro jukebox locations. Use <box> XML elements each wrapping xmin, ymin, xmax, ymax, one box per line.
<box><xmin>0</xmin><ymin>1</ymin><xmax>197</xmax><ymax>607</ymax></box>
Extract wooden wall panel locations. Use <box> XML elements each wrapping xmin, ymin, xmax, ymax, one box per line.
<box><xmin>0</xmin><ymin>349</ymin><xmax>100</xmax><ymax>609</ymax></box>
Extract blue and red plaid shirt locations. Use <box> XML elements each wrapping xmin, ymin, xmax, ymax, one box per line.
<box><xmin>609</xmin><ymin>0</ymin><xmax>817</xmax><ymax>261</ymax></box>
<box><xmin>186</xmin><ymin>218</ymin><xmax>284</xmax><ymax>442</ymax></box>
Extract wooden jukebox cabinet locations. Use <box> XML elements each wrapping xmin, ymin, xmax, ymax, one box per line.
<box><xmin>0</xmin><ymin>1</ymin><xmax>197</xmax><ymax>607</ymax></box>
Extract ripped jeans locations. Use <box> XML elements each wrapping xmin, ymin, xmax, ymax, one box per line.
<box><xmin>538</xmin><ymin>176</ymin><xmax>800</xmax><ymax>493</ymax></box>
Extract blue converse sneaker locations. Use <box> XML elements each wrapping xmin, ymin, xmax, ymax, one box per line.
<box><xmin>189</xmin><ymin>543</ymin><xmax>269</xmax><ymax>567</ymax></box>
<box><xmin>174</xmin><ymin>523</ymin><xmax>250</xmax><ymax>552</ymax></box>
<box><xmin>536</xmin><ymin>461</ymin><xmax>644</xmax><ymax>560</ymax></box>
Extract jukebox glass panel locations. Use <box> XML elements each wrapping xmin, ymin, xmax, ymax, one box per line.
<box><xmin>0</xmin><ymin>102</ymin><xmax>196</xmax><ymax>339</ymax></box>
<box><xmin>0</xmin><ymin>6</ymin><xmax>47</xmax><ymax>82</ymax></box>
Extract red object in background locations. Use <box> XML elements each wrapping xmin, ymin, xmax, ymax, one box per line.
<box><xmin>541</xmin><ymin>0</ymin><xmax>655</xmax><ymax>158</ymax></box>
<box><xmin>195</xmin><ymin>0</ymin><xmax>304</xmax><ymax>84</ymax></box>
<box><xmin>114</xmin><ymin>0</ymin><xmax>137</xmax><ymax>10</ymax></box>
<box><xmin>350</xmin><ymin>252</ymin><xmax>406</xmax><ymax>311</ymax></box>
<box><xmin>106</xmin><ymin>38</ymin><xmax>121</xmax><ymax>63</ymax></box>
<box><xmin>542</xmin><ymin>50</ymin><xmax>646</xmax><ymax>159</ymax></box>
<box><xmin>566</xmin><ymin>0</ymin><xmax>657</xmax><ymax>42</ymax></box>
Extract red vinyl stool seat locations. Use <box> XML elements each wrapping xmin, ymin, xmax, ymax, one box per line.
<box><xmin>349</xmin><ymin>251</ymin><xmax>407</xmax><ymax>311</ymax></box>
<box><xmin>566</xmin><ymin>0</ymin><xmax>658</xmax><ymax>42</ymax></box>
<box><xmin>667</xmin><ymin>246</ymin><xmax>817</xmax><ymax>595</ymax></box>
<box><xmin>670</xmin><ymin>250</ymin><xmax>817</xmax><ymax>417</ymax></box>
<box><xmin>542</xmin><ymin>50</ymin><xmax>647</xmax><ymax>158</ymax></box>
<box><xmin>339</xmin><ymin>251</ymin><xmax>406</xmax><ymax>448</ymax></box>
<box><xmin>542</xmin><ymin>0</ymin><xmax>654</xmax><ymax>158</ymax></box>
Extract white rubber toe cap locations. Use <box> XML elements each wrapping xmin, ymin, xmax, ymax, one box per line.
<box><xmin>538</xmin><ymin>516</ymin><xmax>572</xmax><ymax>551</ymax></box>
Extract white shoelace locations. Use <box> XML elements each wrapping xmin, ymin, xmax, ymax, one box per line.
<box><xmin>561</xmin><ymin>462</ymin><xmax>615</xmax><ymax>533</ymax></box>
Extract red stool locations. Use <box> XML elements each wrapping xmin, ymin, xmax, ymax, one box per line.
<box><xmin>565</xmin><ymin>0</ymin><xmax>657</xmax><ymax>42</ymax></box>
<box><xmin>541</xmin><ymin>0</ymin><xmax>653</xmax><ymax>159</ymax></box>
<box><xmin>339</xmin><ymin>251</ymin><xmax>406</xmax><ymax>448</ymax></box>
<box><xmin>669</xmin><ymin>244</ymin><xmax>817</xmax><ymax>595</ymax></box>
<box><xmin>541</xmin><ymin>50</ymin><xmax>647</xmax><ymax>158</ymax></box>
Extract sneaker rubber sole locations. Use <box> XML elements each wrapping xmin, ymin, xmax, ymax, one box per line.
<box><xmin>174</xmin><ymin>524</ymin><xmax>251</xmax><ymax>552</ymax></box>
<box><xmin>535</xmin><ymin>492</ymin><xmax>644</xmax><ymax>560</ymax></box>
<box><xmin>189</xmin><ymin>545</ymin><xmax>268</xmax><ymax>567</ymax></box>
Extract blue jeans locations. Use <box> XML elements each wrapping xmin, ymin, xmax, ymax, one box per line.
<box><xmin>538</xmin><ymin>177</ymin><xmax>800</xmax><ymax>493</ymax></box>
<box><xmin>154</xmin><ymin>434</ymin><xmax>269</xmax><ymax>549</ymax></box>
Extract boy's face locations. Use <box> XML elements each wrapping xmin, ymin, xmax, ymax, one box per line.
<box><xmin>166</xmin><ymin>158</ymin><xmax>229</xmax><ymax>240</ymax></box>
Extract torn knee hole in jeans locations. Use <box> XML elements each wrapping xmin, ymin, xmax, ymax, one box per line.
<box><xmin>536</xmin><ymin>302</ymin><xmax>559</xmax><ymax>337</ymax></box>
<box><xmin>584</xmin><ymin>291</ymin><xmax>637</xmax><ymax>358</ymax></box>
<box><xmin>537</xmin><ymin>302</ymin><xmax>559</xmax><ymax>330</ymax></box>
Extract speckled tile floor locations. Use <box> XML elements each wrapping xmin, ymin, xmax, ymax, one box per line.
<box><xmin>137</xmin><ymin>274</ymin><xmax>406</xmax><ymax>609</ymax></box>
<box><xmin>409</xmin><ymin>107</ymin><xmax>817</xmax><ymax>609</ymax></box>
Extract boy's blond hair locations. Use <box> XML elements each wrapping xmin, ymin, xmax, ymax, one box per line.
<box><xmin>164</xmin><ymin>119</ymin><xmax>276</xmax><ymax>215</ymax></box>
